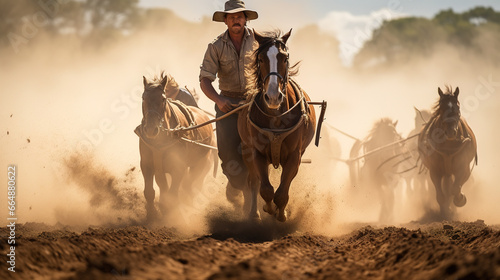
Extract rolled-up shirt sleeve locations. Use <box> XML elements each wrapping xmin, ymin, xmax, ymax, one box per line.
<box><xmin>199</xmin><ymin>43</ymin><xmax>218</xmax><ymax>82</ymax></box>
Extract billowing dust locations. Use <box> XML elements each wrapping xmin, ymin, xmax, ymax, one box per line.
<box><xmin>1</xmin><ymin>8</ymin><xmax>499</xmax><ymax>239</ymax></box>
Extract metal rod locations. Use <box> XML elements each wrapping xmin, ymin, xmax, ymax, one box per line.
<box><xmin>307</xmin><ymin>101</ymin><xmax>325</xmax><ymax>105</ymax></box>
<box><xmin>325</xmin><ymin>123</ymin><xmax>361</xmax><ymax>142</ymax></box>
<box><xmin>348</xmin><ymin>133</ymin><xmax>420</xmax><ymax>162</ymax></box>
<box><xmin>314</xmin><ymin>100</ymin><xmax>327</xmax><ymax>147</ymax></box>
<box><xmin>180</xmin><ymin>137</ymin><xmax>218</xmax><ymax>150</ymax></box>
<box><xmin>173</xmin><ymin>102</ymin><xmax>251</xmax><ymax>132</ymax></box>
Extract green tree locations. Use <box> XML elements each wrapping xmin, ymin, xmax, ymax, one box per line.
<box><xmin>353</xmin><ymin>6</ymin><xmax>500</xmax><ymax>69</ymax></box>
<box><xmin>353</xmin><ymin>17</ymin><xmax>444</xmax><ymax>68</ymax></box>
<box><xmin>0</xmin><ymin>0</ymin><xmax>140</xmax><ymax>51</ymax></box>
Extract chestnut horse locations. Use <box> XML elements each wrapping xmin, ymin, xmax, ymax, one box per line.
<box><xmin>237</xmin><ymin>29</ymin><xmax>316</xmax><ymax>222</ymax></box>
<box><xmin>136</xmin><ymin>73</ymin><xmax>217</xmax><ymax>221</ymax></box>
<box><xmin>418</xmin><ymin>86</ymin><xmax>477</xmax><ymax>220</ymax></box>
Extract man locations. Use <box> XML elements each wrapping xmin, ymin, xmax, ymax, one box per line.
<box><xmin>199</xmin><ymin>0</ymin><xmax>258</xmax><ymax>204</ymax></box>
<box><xmin>163</xmin><ymin>72</ymin><xmax>199</xmax><ymax>108</ymax></box>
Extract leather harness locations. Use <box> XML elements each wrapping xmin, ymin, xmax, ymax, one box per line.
<box><xmin>247</xmin><ymin>79</ymin><xmax>310</xmax><ymax>169</ymax></box>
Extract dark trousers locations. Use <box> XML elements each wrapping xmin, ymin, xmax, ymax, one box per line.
<box><xmin>215</xmin><ymin>101</ymin><xmax>248</xmax><ymax>189</ymax></box>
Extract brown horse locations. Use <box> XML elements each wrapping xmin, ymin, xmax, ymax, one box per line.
<box><xmin>136</xmin><ymin>73</ymin><xmax>217</xmax><ymax>221</ymax></box>
<box><xmin>418</xmin><ymin>86</ymin><xmax>477</xmax><ymax>220</ymax></box>
<box><xmin>237</xmin><ymin>29</ymin><xmax>316</xmax><ymax>222</ymax></box>
<box><xmin>349</xmin><ymin>118</ymin><xmax>405</xmax><ymax>223</ymax></box>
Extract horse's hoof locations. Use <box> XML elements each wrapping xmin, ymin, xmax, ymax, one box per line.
<box><xmin>276</xmin><ymin>210</ymin><xmax>287</xmax><ymax>222</ymax></box>
<box><xmin>226</xmin><ymin>184</ymin><xmax>242</xmax><ymax>204</ymax></box>
<box><xmin>454</xmin><ymin>194</ymin><xmax>467</xmax><ymax>207</ymax></box>
<box><xmin>249</xmin><ymin>210</ymin><xmax>261</xmax><ymax>222</ymax></box>
<box><xmin>263</xmin><ymin>203</ymin><xmax>276</xmax><ymax>215</ymax></box>
<box><xmin>146</xmin><ymin>208</ymin><xmax>159</xmax><ymax>223</ymax></box>
<box><xmin>159</xmin><ymin>201</ymin><xmax>172</xmax><ymax>215</ymax></box>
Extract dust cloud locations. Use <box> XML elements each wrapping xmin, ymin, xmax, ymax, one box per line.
<box><xmin>0</xmin><ymin>5</ymin><xmax>499</xmax><ymax>238</ymax></box>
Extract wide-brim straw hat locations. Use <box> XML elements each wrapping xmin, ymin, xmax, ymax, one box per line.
<box><xmin>212</xmin><ymin>0</ymin><xmax>258</xmax><ymax>22</ymax></box>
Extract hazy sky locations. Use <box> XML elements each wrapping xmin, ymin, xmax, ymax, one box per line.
<box><xmin>139</xmin><ymin>0</ymin><xmax>500</xmax><ymax>21</ymax></box>
<box><xmin>138</xmin><ymin>0</ymin><xmax>500</xmax><ymax>65</ymax></box>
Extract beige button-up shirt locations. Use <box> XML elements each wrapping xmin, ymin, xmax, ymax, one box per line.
<box><xmin>199</xmin><ymin>27</ymin><xmax>258</xmax><ymax>98</ymax></box>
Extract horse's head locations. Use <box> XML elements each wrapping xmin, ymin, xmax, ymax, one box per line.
<box><xmin>365</xmin><ymin>118</ymin><xmax>403</xmax><ymax>155</ymax></box>
<box><xmin>436</xmin><ymin>86</ymin><xmax>461</xmax><ymax>140</ymax></box>
<box><xmin>141</xmin><ymin>74</ymin><xmax>169</xmax><ymax>139</ymax></box>
<box><xmin>375</xmin><ymin>118</ymin><xmax>401</xmax><ymax>142</ymax></box>
<box><xmin>254</xmin><ymin>29</ymin><xmax>292</xmax><ymax>110</ymax></box>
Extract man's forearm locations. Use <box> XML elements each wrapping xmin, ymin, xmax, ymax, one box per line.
<box><xmin>200</xmin><ymin>77</ymin><xmax>238</xmax><ymax>113</ymax></box>
<box><xmin>200</xmin><ymin>77</ymin><xmax>220</xmax><ymax>103</ymax></box>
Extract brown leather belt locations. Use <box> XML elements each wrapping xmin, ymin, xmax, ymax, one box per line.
<box><xmin>221</xmin><ymin>90</ymin><xmax>246</xmax><ymax>99</ymax></box>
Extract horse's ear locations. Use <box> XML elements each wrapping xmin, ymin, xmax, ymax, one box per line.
<box><xmin>160</xmin><ymin>73</ymin><xmax>169</xmax><ymax>89</ymax></box>
<box><xmin>393</xmin><ymin>120</ymin><xmax>398</xmax><ymax>127</ymax></box>
<box><xmin>454</xmin><ymin>87</ymin><xmax>460</xmax><ymax>98</ymax></box>
<box><xmin>438</xmin><ymin>87</ymin><xmax>444</xmax><ymax>97</ymax></box>
<box><xmin>282</xmin><ymin>28</ymin><xmax>292</xmax><ymax>44</ymax></box>
<box><xmin>253</xmin><ymin>29</ymin><xmax>265</xmax><ymax>45</ymax></box>
<box><xmin>143</xmin><ymin>76</ymin><xmax>148</xmax><ymax>88</ymax></box>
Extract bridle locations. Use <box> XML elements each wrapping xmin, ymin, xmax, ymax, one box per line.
<box><xmin>143</xmin><ymin>94</ymin><xmax>180</xmax><ymax>133</ymax></box>
<box><xmin>257</xmin><ymin>40</ymin><xmax>290</xmax><ymax>94</ymax></box>
<box><xmin>438</xmin><ymin>98</ymin><xmax>461</xmax><ymax>139</ymax></box>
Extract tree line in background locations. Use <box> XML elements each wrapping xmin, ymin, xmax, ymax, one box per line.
<box><xmin>1</xmin><ymin>0</ymin><xmax>157</xmax><ymax>51</ymax></box>
<box><xmin>1</xmin><ymin>0</ymin><xmax>499</xmax><ymax>68</ymax></box>
<box><xmin>354</xmin><ymin>6</ymin><xmax>500</xmax><ymax>69</ymax></box>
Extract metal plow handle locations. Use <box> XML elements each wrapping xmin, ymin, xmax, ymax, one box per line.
<box><xmin>309</xmin><ymin>100</ymin><xmax>327</xmax><ymax>147</ymax></box>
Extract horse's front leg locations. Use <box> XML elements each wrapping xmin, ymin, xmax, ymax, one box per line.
<box><xmin>164</xmin><ymin>168</ymin><xmax>186</xmax><ymax>210</ymax></box>
<box><xmin>140</xmin><ymin>142</ymin><xmax>158</xmax><ymax>222</ymax></box>
<box><xmin>378</xmin><ymin>184</ymin><xmax>395</xmax><ymax>224</ymax></box>
<box><xmin>274</xmin><ymin>151</ymin><xmax>301</xmax><ymax>222</ymax></box>
<box><xmin>182</xmin><ymin>158</ymin><xmax>209</xmax><ymax>206</ymax></box>
<box><xmin>247</xmin><ymin>151</ymin><xmax>274</xmax><ymax>217</ymax></box>
<box><xmin>247</xmin><ymin>168</ymin><xmax>261</xmax><ymax>221</ymax></box>
<box><xmin>451</xmin><ymin>163</ymin><xmax>470</xmax><ymax>207</ymax></box>
<box><xmin>153</xmin><ymin>153</ymin><xmax>170</xmax><ymax>215</ymax></box>
<box><xmin>429</xmin><ymin>170</ymin><xmax>450</xmax><ymax>219</ymax></box>
<box><xmin>242</xmin><ymin>150</ymin><xmax>265</xmax><ymax>220</ymax></box>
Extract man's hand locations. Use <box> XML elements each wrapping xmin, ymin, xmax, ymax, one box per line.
<box><xmin>216</xmin><ymin>96</ymin><xmax>238</xmax><ymax>113</ymax></box>
<box><xmin>200</xmin><ymin>77</ymin><xmax>237</xmax><ymax>113</ymax></box>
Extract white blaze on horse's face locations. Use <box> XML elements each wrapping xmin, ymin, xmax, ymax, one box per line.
<box><xmin>264</xmin><ymin>45</ymin><xmax>284</xmax><ymax>110</ymax></box>
<box><xmin>442</xmin><ymin>100</ymin><xmax>459</xmax><ymax>140</ymax></box>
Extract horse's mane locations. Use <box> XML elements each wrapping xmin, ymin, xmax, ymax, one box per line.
<box><xmin>432</xmin><ymin>85</ymin><xmax>456</xmax><ymax>118</ymax></box>
<box><xmin>414</xmin><ymin>108</ymin><xmax>431</xmax><ymax>127</ymax></box>
<box><xmin>147</xmin><ymin>71</ymin><xmax>179</xmax><ymax>91</ymax></box>
<box><xmin>246</xmin><ymin>29</ymin><xmax>300</xmax><ymax>97</ymax></box>
<box><xmin>364</xmin><ymin>118</ymin><xmax>399</xmax><ymax>144</ymax></box>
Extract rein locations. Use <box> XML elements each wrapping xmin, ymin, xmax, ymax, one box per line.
<box><xmin>138</xmin><ymin>98</ymin><xmax>218</xmax><ymax>151</ymax></box>
<box><xmin>157</xmin><ymin>99</ymin><xmax>185</xmax><ymax>133</ymax></box>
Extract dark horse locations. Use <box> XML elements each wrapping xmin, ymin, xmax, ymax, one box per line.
<box><xmin>136</xmin><ymin>73</ymin><xmax>217</xmax><ymax>221</ymax></box>
<box><xmin>418</xmin><ymin>86</ymin><xmax>477</xmax><ymax>219</ymax></box>
<box><xmin>237</xmin><ymin>29</ymin><xmax>316</xmax><ymax>222</ymax></box>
